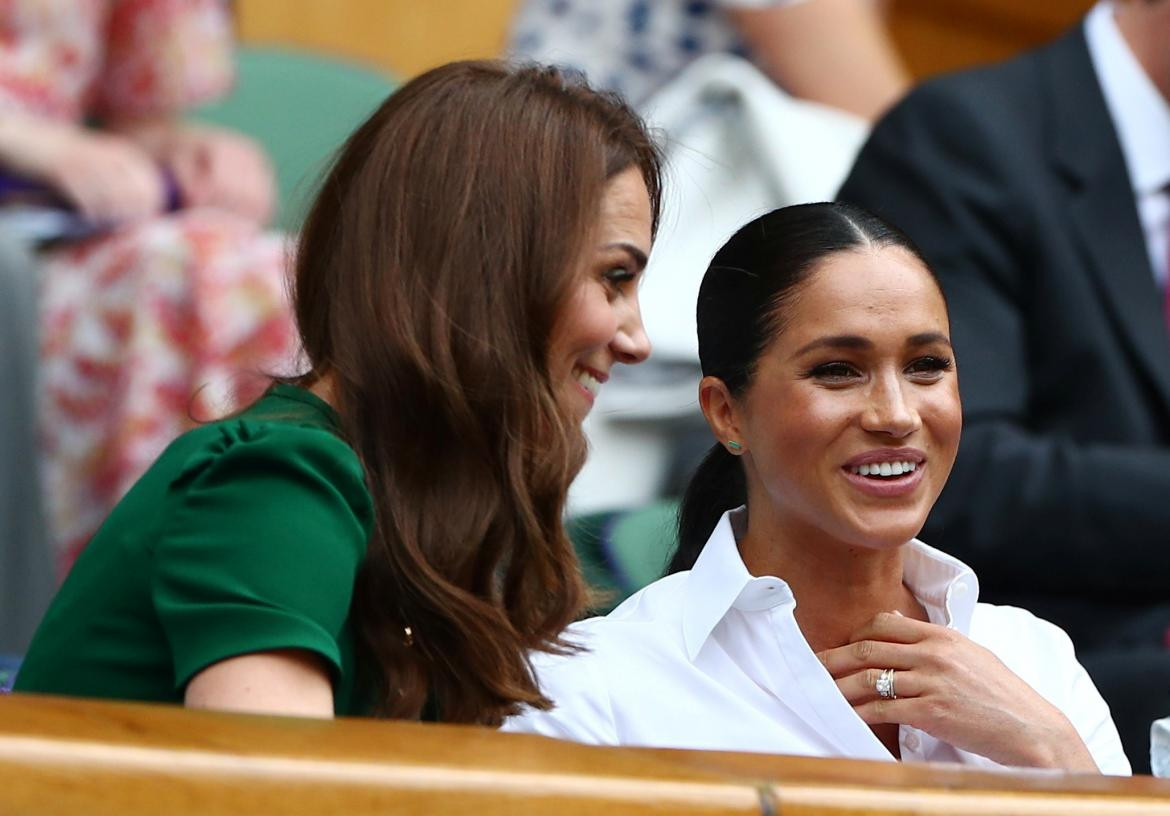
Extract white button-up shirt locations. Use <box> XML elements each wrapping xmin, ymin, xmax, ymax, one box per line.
<box><xmin>505</xmin><ymin>508</ymin><xmax>1131</xmax><ymax>775</ymax></box>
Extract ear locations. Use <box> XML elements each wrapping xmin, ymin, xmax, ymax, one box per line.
<box><xmin>698</xmin><ymin>375</ymin><xmax>744</xmax><ymax>453</ymax></box>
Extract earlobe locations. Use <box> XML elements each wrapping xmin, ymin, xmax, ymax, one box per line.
<box><xmin>698</xmin><ymin>376</ymin><xmax>745</xmax><ymax>453</ymax></box>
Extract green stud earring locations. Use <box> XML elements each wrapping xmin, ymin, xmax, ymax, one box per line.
<box><xmin>727</xmin><ymin>440</ymin><xmax>743</xmax><ymax>452</ymax></box>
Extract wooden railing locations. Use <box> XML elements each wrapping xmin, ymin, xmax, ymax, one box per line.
<box><xmin>3</xmin><ymin>693</ymin><xmax>1169</xmax><ymax>815</ymax></box>
<box><xmin>888</xmin><ymin>0</ymin><xmax>1095</xmax><ymax>80</ymax></box>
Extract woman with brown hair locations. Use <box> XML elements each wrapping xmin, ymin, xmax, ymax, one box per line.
<box><xmin>14</xmin><ymin>60</ymin><xmax>662</xmax><ymax>725</ymax></box>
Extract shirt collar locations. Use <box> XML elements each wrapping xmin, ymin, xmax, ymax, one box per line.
<box><xmin>1085</xmin><ymin>1</ymin><xmax>1170</xmax><ymax>196</ymax></box>
<box><xmin>900</xmin><ymin>538</ymin><xmax>980</xmax><ymax>634</ymax></box>
<box><xmin>682</xmin><ymin>508</ymin><xmax>758</xmax><ymax>660</ymax></box>
<box><xmin>682</xmin><ymin>507</ymin><xmax>981</xmax><ymax>661</ymax></box>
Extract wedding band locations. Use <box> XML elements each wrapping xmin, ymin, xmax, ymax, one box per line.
<box><xmin>876</xmin><ymin>668</ymin><xmax>897</xmax><ymax>700</ymax></box>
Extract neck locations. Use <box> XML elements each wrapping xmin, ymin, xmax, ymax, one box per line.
<box><xmin>307</xmin><ymin>371</ymin><xmax>339</xmax><ymax>411</ymax></box>
<box><xmin>738</xmin><ymin>504</ymin><xmax>924</xmax><ymax>653</ymax></box>
<box><xmin>1114</xmin><ymin>1</ymin><xmax>1170</xmax><ymax>102</ymax></box>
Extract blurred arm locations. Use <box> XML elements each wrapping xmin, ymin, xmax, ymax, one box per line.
<box><xmin>725</xmin><ymin>0</ymin><xmax>909</xmax><ymax>120</ymax></box>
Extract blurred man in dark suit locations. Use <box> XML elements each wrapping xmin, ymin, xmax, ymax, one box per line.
<box><xmin>838</xmin><ymin>0</ymin><xmax>1170</xmax><ymax>771</ymax></box>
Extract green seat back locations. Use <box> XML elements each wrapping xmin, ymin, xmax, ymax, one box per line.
<box><xmin>568</xmin><ymin>499</ymin><xmax>680</xmax><ymax>615</ymax></box>
<box><xmin>191</xmin><ymin>47</ymin><xmax>397</xmax><ymax>231</ymax></box>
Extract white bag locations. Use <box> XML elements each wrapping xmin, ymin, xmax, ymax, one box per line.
<box><xmin>571</xmin><ymin>54</ymin><xmax>869</xmax><ymax>513</ymax></box>
<box><xmin>638</xmin><ymin>52</ymin><xmax>870</xmax><ymax>362</ymax></box>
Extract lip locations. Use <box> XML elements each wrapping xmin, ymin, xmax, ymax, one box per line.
<box><xmin>575</xmin><ymin>364</ymin><xmax>609</xmax><ymax>384</ymax></box>
<box><xmin>573</xmin><ymin>378</ymin><xmax>597</xmax><ymax>408</ymax></box>
<box><xmin>571</xmin><ymin>364</ymin><xmax>609</xmax><ymax>411</ymax></box>
<box><xmin>842</xmin><ymin>464</ymin><xmax>925</xmax><ymax>498</ymax></box>
<box><xmin>840</xmin><ymin>447</ymin><xmax>927</xmax><ymax>499</ymax></box>
<box><xmin>842</xmin><ymin>447</ymin><xmax>925</xmax><ymax>469</ymax></box>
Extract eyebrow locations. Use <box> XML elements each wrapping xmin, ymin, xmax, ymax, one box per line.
<box><xmin>603</xmin><ymin>242</ymin><xmax>649</xmax><ymax>272</ymax></box>
<box><xmin>790</xmin><ymin>331</ymin><xmax>952</xmax><ymax>359</ymax></box>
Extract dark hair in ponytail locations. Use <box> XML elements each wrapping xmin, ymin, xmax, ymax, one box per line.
<box><xmin>669</xmin><ymin>202</ymin><xmax>932</xmax><ymax>573</ymax></box>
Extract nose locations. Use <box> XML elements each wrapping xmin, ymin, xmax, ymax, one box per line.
<box><xmin>611</xmin><ymin>300</ymin><xmax>651</xmax><ymax>365</ymax></box>
<box><xmin>860</xmin><ymin>373</ymin><xmax>921</xmax><ymax>438</ymax></box>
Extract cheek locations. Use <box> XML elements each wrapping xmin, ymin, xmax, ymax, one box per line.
<box><xmin>922</xmin><ymin>383</ymin><xmax>963</xmax><ymax>455</ymax></box>
<box><xmin>779</xmin><ymin>391</ymin><xmax>859</xmax><ymax>456</ymax></box>
<box><xmin>560</xmin><ymin>285</ymin><xmax>619</xmax><ymax>353</ymax></box>
<box><xmin>752</xmin><ymin>390</ymin><xmax>854</xmax><ymax>478</ymax></box>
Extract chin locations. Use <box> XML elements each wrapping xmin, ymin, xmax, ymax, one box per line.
<box><xmin>844</xmin><ymin>512</ymin><xmax>929</xmax><ymax>550</ymax></box>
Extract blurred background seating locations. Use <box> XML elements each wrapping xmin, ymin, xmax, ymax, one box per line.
<box><xmin>191</xmin><ymin>47</ymin><xmax>396</xmax><ymax>230</ymax></box>
<box><xmin>231</xmin><ymin>1</ymin><xmax>1093</xmax><ymax>85</ymax></box>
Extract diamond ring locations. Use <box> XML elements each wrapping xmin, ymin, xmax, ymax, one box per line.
<box><xmin>876</xmin><ymin>668</ymin><xmax>897</xmax><ymax>700</ymax></box>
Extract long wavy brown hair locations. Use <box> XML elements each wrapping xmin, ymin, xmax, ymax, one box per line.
<box><xmin>291</xmin><ymin>61</ymin><xmax>662</xmax><ymax>724</ymax></box>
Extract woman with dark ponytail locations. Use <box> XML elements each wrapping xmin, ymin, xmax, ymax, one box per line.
<box><xmin>508</xmin><ymin>202</ymin><xmax>1130</xmax><ymax>774</ymax></box>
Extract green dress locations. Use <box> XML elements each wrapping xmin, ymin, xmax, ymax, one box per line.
<box><xmin>15</xmin><ymin>385</ymin><xmax>374</xmax><ymax>715</ymax></box>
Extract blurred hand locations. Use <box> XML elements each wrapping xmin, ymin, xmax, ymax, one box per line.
<box><xmin>0</xmin><ymin>118</ymin><xmax>165</xmax><ymax>222</ymax></box>
<box><xmin>152</xmin><ymin>123</ymin><xmax>276</xmax><ymax>224</ymax></box>
<box><xmin>817</xmin><ymin>612</ymin><xmax>1098</xmax><ymax>771</ymax></box>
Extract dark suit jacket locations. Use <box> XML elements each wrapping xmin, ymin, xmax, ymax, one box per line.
<box><xmin>838</xmin><ymin>26</ymin><xmax>1170</xmax><ymax>649</ymax></box>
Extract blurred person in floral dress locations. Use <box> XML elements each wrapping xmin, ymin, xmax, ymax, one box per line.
<box><xmin>0</xmin><ymin>0</ymin><xmax>297</xmax><ymax>572</ymax></box>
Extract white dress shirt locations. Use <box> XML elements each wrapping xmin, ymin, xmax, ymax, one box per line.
<box><xmin>1086</xmin><ymin>1</ymin><xmax>1170</xmax><ymax>284</ymax></box>
<box><xmin>505</xmin><ymin>508</ymin><xmax>1132</xmax><ymax>775</ymax></box>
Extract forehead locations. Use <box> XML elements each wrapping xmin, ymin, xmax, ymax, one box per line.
<box><xmin>783</xmin><ymin>247</ymin><xmax>948</xmax><ymax>339</ymax></box>
<box><xmin>597</xmin><ymin>168</ymin><xmax>652</xmax><ymax>245</ymax></box>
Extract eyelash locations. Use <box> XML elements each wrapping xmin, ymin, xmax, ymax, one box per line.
<box><xmin>906</xmin><ymin>355</ymin><xmax>953</xmax><ymax>376</ymax></box>
<box><xmin>804</xmin><ymin>356</ymin><xmax>953</xmax><ymax>382</ymax></box>
<box><xmin>603</xmin><ymin>265</ymin><xmax>638</xmax><ymax>292</ymax></box>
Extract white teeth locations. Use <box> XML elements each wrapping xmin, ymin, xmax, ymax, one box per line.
<box><xmin>851</xmin><ymin>460</ymin><xmax>919</xmax><ymax>477</ymax></box>
<box><xmin>574</xmin><ymin>368</ymin><xmax>601</xmax><ymax>398</ymax></box>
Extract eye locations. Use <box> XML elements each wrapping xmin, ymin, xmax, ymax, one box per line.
<box><xmin>904</xmin><ymin>355</ymin><xmax>953</xmax><ymax>381</ymax></box>
<box><xmin>805</xmin><ymin>361</ymin><xmax>862</xmax><ymax>384</ymax></box>
<box><xmin>604</xmin><ymin>265</ymin><xmax>636</xmax><ymax>287</ymax></box>
<box><xmin>601</xmin><ymin>265</ymin><xmax>638</xmax><ymax>299</ymax></box>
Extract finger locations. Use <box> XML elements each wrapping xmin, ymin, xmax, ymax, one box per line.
<box><xmin>59</xmin><ymin>178</ymin><xmax>109</xmax><ymax>220</ymax></box>
<box><xmin>105</xmin><ymin>158</ymin><xmax>164</xmax><ymax>219</ymax></box>
<box><xmin>65</xmin><ymin>167</ymin><xmax>132</xmax><ymax>220</ymax></box>
<box><xmin>169</xmin><ymin>148</ymin><xmax>211</xmax><ymax>208</ymax></box>
<box><xmin>849</xmin><ymin>610</ymin><xmax>941</xmax><ymax>645</ymax></box>
<box><xmin>215</xmin><ymin>147</ymin><xmax>273</xmax><ymax>222</ymax></box>
<box><xmin>834</xmin><ymin>668</ymin><xmax>924</xmax><ymax>704</ymax></box>
<box><xmin>817</xmin><ymin>639</ymin><xmax>919</xmax><ymax>677</ymax></box>
<box><xmin>851</xmin><ymin>696</ymin><xmax>918</xmax><ymax>726</ymax></box>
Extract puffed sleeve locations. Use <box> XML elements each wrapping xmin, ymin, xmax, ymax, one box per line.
<box><xmin>151</xmin><ymin>422</ymin><xmax>373</xmax><ymax>692</ymax></box>
<box><xmin>95</xmin><ymin>0</ymin><xmax>235</xmax><ymax>118</ymax></box>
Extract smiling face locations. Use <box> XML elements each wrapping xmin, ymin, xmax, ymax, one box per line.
<box><xmin>707</xmin><ymin>246</ymin><xmax>961</xmax><ymax>552</ymax></box>
<box><xmin>549</xmin><ymin>166</ymin><xmax>654</xmax><ymax>421</ymax></box>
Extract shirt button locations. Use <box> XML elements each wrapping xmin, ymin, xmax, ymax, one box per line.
<box><xmin>903</xmin><ymin>732</ymin><xmax>920</xmax><ymax>752</ymax></box>
<box><xmin>953</xmin><ymin>582</ymin><xmax>968</xmax><ymax>596</ymax></box>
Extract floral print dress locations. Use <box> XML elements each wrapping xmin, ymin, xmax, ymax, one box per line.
<box><xmin>0</xmin><ymin>0</ymin><xmax>298</xmax><ymax>571</ymax></box>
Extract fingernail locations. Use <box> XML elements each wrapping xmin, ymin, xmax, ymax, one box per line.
<box><xmin>892</xmin><ymin>610</ymin><xmax>904</xmax><ymax>617</ymax></box>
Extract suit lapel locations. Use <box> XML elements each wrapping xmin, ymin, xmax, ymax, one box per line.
<box><xmin>1044</xmin><ymin>29</ymin><xmax>1170</xmax><ymax>412</ymax></box>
